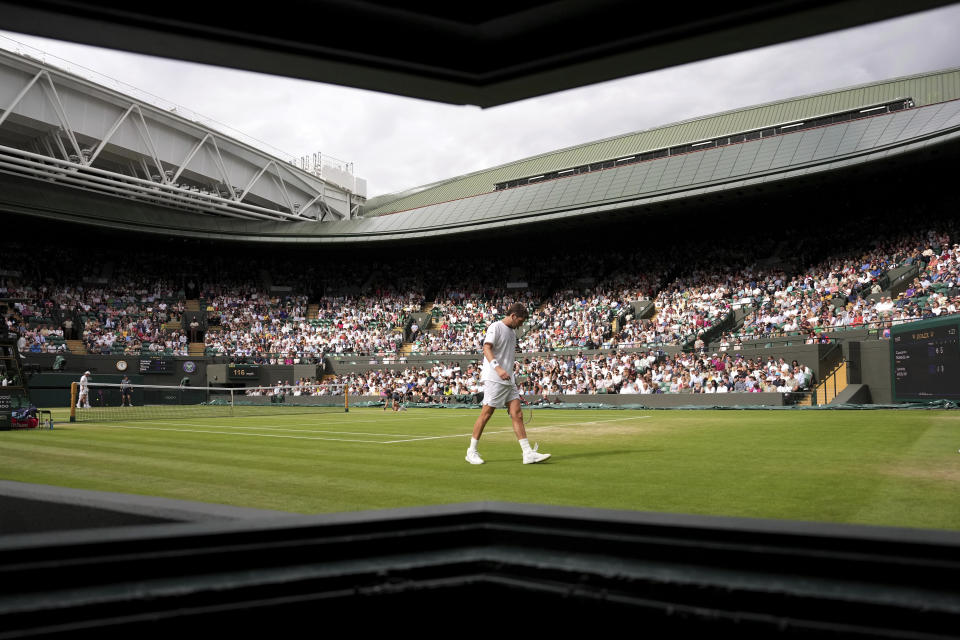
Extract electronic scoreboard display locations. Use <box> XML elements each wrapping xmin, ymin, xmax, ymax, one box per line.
<box><xmin>227</xmin><ymin>363</ymin><xmax>260</xmax><ymax>380</ymax></box>
<box><xmin>891</xmin><ymin>316</ymin><xmax>960</xmax><ymax>402</ymax></box>
<box><xmin>139</xmin><ymin>358</ymin><xmax>175</xmax><ymax>374</ymax></box>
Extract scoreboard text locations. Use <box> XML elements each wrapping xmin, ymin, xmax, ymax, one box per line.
<box><xmin>891</xmin><ymin>318</ymin><xmax>960</xmax><ymax>401</ymax></box>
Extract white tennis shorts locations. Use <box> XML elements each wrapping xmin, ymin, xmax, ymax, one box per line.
<box><xmin>482</xmin><ymin>381</ymin><xmax>520</xmax><ymax>408</ymax></box>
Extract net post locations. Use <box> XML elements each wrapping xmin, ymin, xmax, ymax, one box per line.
<box><xmin>344</xmin><ymin>386</ymin><xmax>349</xmax><ymax>413</ymax></box>
<box><xmin>70</xmin><ymin>382</ymin><xmax>77</xmax><ymax>422</ymax></box>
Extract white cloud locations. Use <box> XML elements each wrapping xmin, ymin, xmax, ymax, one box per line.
<box><xmin>1</xmin><ymin>4</ymin><xmax>959</xmax><ymax>197</ymax></box>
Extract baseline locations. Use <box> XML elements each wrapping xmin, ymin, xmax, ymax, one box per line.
<box><xmin>88</xmin><ymin>421</ymin><xmax>438</xmax><ymax>437</ymax></box>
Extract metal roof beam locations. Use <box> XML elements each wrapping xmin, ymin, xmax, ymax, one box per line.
<box><xmin>86</xmin><ymin>103</ymin><xmax>136</xmax><ymax>166</ymax></box>
<box><xmin>38</xmin><ymin>72</ymin><xmax>82</xmax><ymax>159</ymax></box>
<box><xmin>0</xmin><ymin>48</ymin><xmax>355</xmax><ymax>222</ymax></box>
<box><xmin>0</xmin><ymin>68</ymin><xmax>43</xmax><ymax>130</ymax></box>
<box><xmin>0</xmin><ymin>143</ymin><xmax>306</xmax><ymax>221</ymax></box>
<box><xmin>130</xmin><ymin>106</ymin><xmax>168</xmax><ymax>183</ymax></box>
<box><xmin>172</xmin><ymin>133</ymin><xmax>213</xmax><ymax>183</ymax></box>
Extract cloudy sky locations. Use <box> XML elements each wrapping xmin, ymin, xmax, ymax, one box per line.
<box><xmin>1</xmin><ymin>4</ymin><xmax>959</xmax><ymax>197</ymax></box>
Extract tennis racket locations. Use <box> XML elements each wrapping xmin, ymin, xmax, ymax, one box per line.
<box><xmin>522</xmin><ymin>398</ymin><xmax>534</xmax><ymax>426</ymax></box>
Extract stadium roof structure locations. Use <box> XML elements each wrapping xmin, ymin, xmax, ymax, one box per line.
<box><xmin>2</xmin><ymin>67</ymin><xmax>959</xmax><ymax>242</ymax></box>
<box><xmin>10</xmin><ymin>65</ymin><xmax>959</xmax><ymax>244</ymax></box>
<box><xmin>0</xmin><ymin>47</ymin><xmax>366</xmax><ymax>225</ymax></box>
<box><xmin>365</xmin><ymin>67</ymin><xmax>960</xmax><ymax>217</ymax></box>
<box><xmin>0</xmin><ymin>0</ymin><xmax>953</xmax><ymax>107</ymax></box>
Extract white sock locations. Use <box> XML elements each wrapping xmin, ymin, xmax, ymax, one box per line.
<box><xmin>469</xmin><ymin>437</ymin><xmax>479</xmax><ymax>451</ymax></box>
<box><xmin>519</xmin><ymin>438</ymin><xmax>531</xmax><ymax>453</ymax></box>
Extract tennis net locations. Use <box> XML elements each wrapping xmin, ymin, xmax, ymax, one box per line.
<box><xmin>70</xmin><ymin>382</ymin><xmax>348</xmax><ymax>422</ymax></box>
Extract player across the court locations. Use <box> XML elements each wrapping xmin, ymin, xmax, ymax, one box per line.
<box><xmin>76</xmin><ymin>371</ymin><xmax>91</xmax><ymax>409</ymax></box>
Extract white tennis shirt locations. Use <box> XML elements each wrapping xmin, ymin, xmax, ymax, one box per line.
<box><xmin>480</xmin><ymin>320</ymin><xmax>517</xmax><ymax>385</ymax></box>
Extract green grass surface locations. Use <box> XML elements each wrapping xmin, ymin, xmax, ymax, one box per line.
<box><xmin>2</xmin><ymin>407</ymin><xmax>959</xmax><ymax>530</ymax></box>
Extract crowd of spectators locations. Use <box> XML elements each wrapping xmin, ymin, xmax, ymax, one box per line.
<box><xmin>518</xmin><ymin>288</ymin><xmax>623</xmax><ymax>352</ymax></box>
<box><xmin>413</xmin><ymin>292</ymin><xmax>537</xmax><ymax>354</ymax></box>
<box><xmin>4</xmin><ymin>210</ymin><xmax>960</xmax><ymax>368</ymax></box>
<box><xmin>727</xmin><ymin>229</ymin><xmax>960</xmax><ymax>342</ymax></box>
<box><xmin>517</xmin><ymin>350</ymin><xmax>813</xmax><ymax>396</ymax></box>
<box><xmin>2</xmin><ymin>276</ymin><xmax>188</xmax><ymax>356</ymax></box>
<box><xmin>205</xmin><ymin>290</ymin><xmax>419</xmax><ymax>361</ymax></box>
<box><xmin>242</xmin><ymin>348</ymin><xmax>815</xmax><ymax>405</ymax></box>
<box><xmin>75</xmin><ymin>282</ymin><xmax>187</xmax><ymax>355</ymax></box>
<box><xmin>12</xmin><ymin>325</ymin><xmax>66</xmax><ymax>354</ymax></box>
<box><xmin>322</xmin><ymin>361</ymin><xmax>481</xmax><ymax>400</ymax></box>
<box><xmin>416</xmin><ymin>249</ymin><xmax>666</xmax><ymax>355</ymax></box>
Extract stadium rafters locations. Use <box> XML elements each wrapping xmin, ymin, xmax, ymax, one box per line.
<box><xmin>2</xmin><ymin>64</ymin><xmax>959</xmax><ymax>243</ymax></box>
<box><xmin>0</xmin><ymin>48</ymin><xmax>365</xmax><ymax>224</ymax></box>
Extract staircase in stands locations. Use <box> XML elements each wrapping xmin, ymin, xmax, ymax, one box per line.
<box><xmin>398</xmin><ymin>301</ymin><xmax>435</xmax><ymax>355</ymax></box>
<box><xmin>421</xmin><ymin>301</ymin><xmax>436</xmax><ymax>328</ymax></box>
<box><xmin>815</xmin><ymin>361</ymin><xmax>848</xmax><ymax>406</ymax></box>
<box><xmin>65</xmin><ymin>339</ymin><xmax>87</xmax><ymax>354</ymax></box>
<box><xmin>186</xmin><ymin>299</ymin><xmax>204</xmax><ymax>356</ymax></box>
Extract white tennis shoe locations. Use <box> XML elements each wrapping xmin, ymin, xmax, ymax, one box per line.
<box><xmin>465</xmin><ymin>448</ymin><xmax>485</xmax><ymax>465</ymax></box>
<box><xmin>523</xmin><ymin>442</ymin><xmax>551</xmax><ymax>464</ymax></box>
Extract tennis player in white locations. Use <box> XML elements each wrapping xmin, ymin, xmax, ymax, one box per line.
<box><xmin>77</xmin><ymin>370</ymin><xmax>91</xmax><ymax>409</ymax></box>
<box><xmin>466</xmin><ymin>303</ymin><xmax>550</xmax><ymax>465</ymax></box>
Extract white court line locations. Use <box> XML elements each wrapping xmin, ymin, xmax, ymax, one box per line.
<box><xmin>82</xmin><ymin>416</ymin><xmax>427</xmax><ymax>427</ymax></box>
<box><xmin>96</xmin><ymin>424</ymin><xmax>388</xmax><ymax>443</ymax></box>
<box><xmin>381</xmin><ymin>415</ymin><xmax>652</xmax><ymax>444</ymax></box>
<box><xmin>80</xmin><ymin>412</ymin><xmax>443</xmax><ymax>429</ymax></box>
<box><xmin>94</xmin><ymin>421</ymin><xmax>433</xmax><ymax>437</ymax></box>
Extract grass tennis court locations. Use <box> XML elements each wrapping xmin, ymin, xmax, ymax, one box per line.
<box><xmin>1</xmin><ymin>407</ymin><xmax>958</xmax><ymax>530</ymax></box>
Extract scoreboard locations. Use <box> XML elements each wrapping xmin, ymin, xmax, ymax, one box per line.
<box><xmin>139</xmin><ymin>358</ymin><xmax>175</xmax><ymax>374</ymax></box>
<box><xmin>891</xmin><ymin>316</ymin><xmax>960</xmax><ymax>402</ymax></box>
<box><xmin>228</xmin><ymin>363</ymin><xmax>260</xmax><ymax>380</ymax></box>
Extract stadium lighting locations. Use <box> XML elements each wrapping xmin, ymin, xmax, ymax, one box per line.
<box><xmin>860</xmin><ymin>106</ymin><xmax>886</xmax><ymax>113</ymax></box>
<box><xmin>781</xmin><ymin>122</ymin><xmax>804</xmax><ymax>130</ymax></box>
